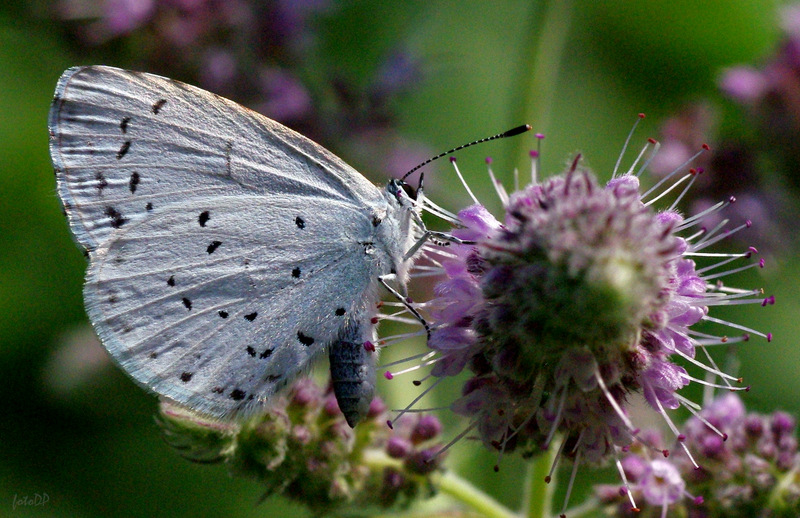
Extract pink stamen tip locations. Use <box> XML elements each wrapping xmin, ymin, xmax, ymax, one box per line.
<box><xmin>746</xmin><ymin>220</ymin><xmax>753</xmax><ymax>228</ymax></box>
<box><xmin>449</xmin><ymin>156</ymin><xmax>457</xmax><ymax>163</ymax></box>
<box><xmin>619</xmin><ymin>487</ymin><xmax>627</xmax><ymax>496</ymax></box>
<box><xmin>722</xmin><ymin>433</ymin><xmax>729</xmax><ymax>441</ymax></box>
<box><xmin>405</xmin><ymin>297</ymin><xmax>413</xmax><ymax>304</ymax></box>
<box><xmin>696</xmin><ymin>167</ymin><xmax>705</xmax><ymax>174</ymax></box>
<box><xmin>647</xmin><ymin>137</ymin><xmax>657</xmax><ymax>144</ymax></box>
<box><xmin>384</xmin><ymin>371</ymin><xmax>394</xmax><ymax>380</ymax></box>
<box><xmin>759</xmin><ymin>258</ymin><xmax>765</xmax><ymax>268</ymax></box>
<box><xmin>694</xmin><ymin>496</ymin><xmax>705</xmax><ymax>505</ymax></box>
<box><xmin>729</xmin><ymin>196</ymin><xmax>737</xmax><ymax>203</ymax></box>
<box><xmin>662</xmin><ymin>449</ymin><xmax>670</xmax><ymax>457</ymax></box>
<box><xmin>530</xmin><ymin>150</ymin><xmax>539</xmax><ymax>158</ymax></box>
<box><xmin>677</xmin><ymin>434</ymin><xmax>686</xmax><ymax>442</ymax></box>
<box><xmin>485</xmin><ymin>156</ymin><xmax>493</xmax><ymax>164</ymax></box>
<box><xmin>621</xmin><ymin>445</ymin><xmax>630</xmax><ymax>452</ymax></box>
<box><xmin>702</xmin><ymin>143</ymin><xmax>711</xmax><ymax>150</ymax></box>
<box><xmin>767</xmin><ymin>332</ymin><xmax>773</xmax><ymax>342</ymax></box>
<box><xmin>749</xmin><ymin>246</ymin><xmax>759</xmax><ymax>254</ymax></box>
<box><xmin>631</xmin><ymin>428</ymin><xmax>641</xmax><ymax>435</ymax></box>
<box><xmin>363</xmin><ymin>341</ymin><xmax>375</xmax><ymax>352</ymax></box>
<box><xmin>745</xmin><ymin>385</ymin><xmax>752</xmax><ymax>392</ymax></box>
<box><xmin>535</xmin><ymin>133</ymin><xmax>545</xmax><ymax>139</ymax></box>
<box><xmin>638</xmin><ymin>113</ymin><xmax>646</xmax><ymax>119</ymax></box>
<box><xmin>694</xmin><ymin>465</ymin><xmax>702</xmax><ymax>471</ymax></box>
<box><xmin>386</xmin><ymin>420</ymin><xmax>394</xmax><ymax>429</ymax></box>
<box><xmin>743</xmin><ymin>333</ymin><xmax>751</xmax><ymax>341</ymax></box>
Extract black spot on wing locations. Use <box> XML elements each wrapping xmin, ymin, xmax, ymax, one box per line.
<box><xmin>244</xmin><ymin>312</ymin><xmax>258</xmax><ymax>322</ymax></box>
<box><xmin>146</xmin><ymin>202</ymin><xmax>153</xmax><ymax>211</ymax></box>
<box><xmin>291</xmin><ymin>267</ymin><xmax>301</xmax><ymax>278</ymax></box>
<box><xmin>120</xmin><ymin>116</ymin><xmax>130</xmax><ymax>133</ymax></box>
<box><xmin>105</xmin><ymin>206</ymin><xmax>127</xmax><ymax>228</ymax></box>
<box><xmin>96</xmin><ymin>172</ymin><xmax>108</xmax><ymax>192</ymax></box>
<box><xmin>116</xmin><ymin>140</ymin><xmax>131</xmax><ymax>160</ymax></box>
<box><xmin>218</xmin><ymin>310</ymin><xmax>229</xmax><ymax>319</ymax></box>
<box><xmin>198</xmin><ymin>211</ymin><xmax>210</xmax><ymax>227</ymax></box>
<box><xmin>295</xmin><ymin>216</ymin><xmax>305</xmax><ymax>229</ymax></box>
<box><xmin>182</xmin><ymin>297</ymin><xmax>192</xmax><ymax>310</ymax></box>
<box><xmin>180</xmin><ymin>372</ymin><xmax>193</xmax><ymax>382</ymax></box>
<box><xmin>230</xmin><ymin>389</ymin><xmax>246</xmax><ymax>401</ymax></box>
<box><xmin>206</xmin><ymin>240</ymin><xmax>221</xmax><ymax>254</ymax></box>
<box><xmin>259</xmin><ymin>348</ymin><xmax>273</xmax><ymax>359</ymax></box>
<box><xmin>225</xmin><ymin>141</ymin><xmax>233</xmax><ymax>176</ymax></box>
<box><xmin>149</xmin><ymin>352</ymin><xmax>158</xmax><ymax>359</ymax></box>
<box><xmin>297</xmin><ymin>331</ymin><xmax>314</xmax><ymax>346</ymax></box>
<box><xmin>152</xmin><ymin>99</ymin><xmax>167</xmax><ymax>114</ymax></box>
<box><xmin>167</xmin><ymin>275</ymin><xmax>175</xmax><ymax>287</ymax></box>
<box><xmin>129</xmin><ymin>172</ymin><xmax>140</xmax><ymax>193</ymax></box>
<box><xmin>245</xmin><ymin>346</ymin><xmax>256</xmax><ymax>358</ymax></box>
<box><xmin>335</xmin><ymin>308</ymin><xmax>346</xmax><ymax>316</ymax></box>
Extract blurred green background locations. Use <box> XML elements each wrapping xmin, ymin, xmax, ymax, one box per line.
<box><xmin>1</xmin><ymin>0</ymin><xmax>797</xmax><ymax>516</ymax></box>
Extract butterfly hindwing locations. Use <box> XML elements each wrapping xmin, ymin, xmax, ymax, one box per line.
<box><xmin>85</xmin><ymin>194</ymin><xmax>381</xmax><ymax>416</ymax></box>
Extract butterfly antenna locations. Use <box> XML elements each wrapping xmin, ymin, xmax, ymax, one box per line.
<box><xmin>401</xmin><ymin>124</ymin><xmax>532</xmax><ymax>181</ymax></box>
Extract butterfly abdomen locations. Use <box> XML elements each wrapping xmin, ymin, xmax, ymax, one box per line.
<box><xmin>329</xmin><ymin>322</ymin><xmax>376</xmax><ymax>428</ymax></box>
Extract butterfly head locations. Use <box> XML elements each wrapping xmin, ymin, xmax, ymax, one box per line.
<box><xmin>386</xmin><ymin>178</ymin><xmax>418</xmax><ymax>205</ymax></box>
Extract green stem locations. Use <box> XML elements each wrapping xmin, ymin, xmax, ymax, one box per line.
<box><xmin>363</xmin><ymin>449</ymin><xmax>516</xmax><ymax>518</ymax></box>
<box><xmin>512</xmin><ymin>0</ymin><xmax>574</xmax><ymax>172</ymax></box>
<box><xmin>434</xmin><ymin>469</ymin><xmax>518</xmax><ymax>518</ymax></box>
<box><xmin>768</xmin><ymin>464</ymin><xmax>799</xmax><ymax>512</ymax></box>
<box><xmin>523</xmin><ymin>435</ymin><xmax>560</xmax><ymax>518</ymax></box>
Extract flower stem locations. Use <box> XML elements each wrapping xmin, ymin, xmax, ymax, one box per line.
<box><xmin>433</xmin><ymin>469</ymin><xmax>518</xmax><ymax>518</ymax></box>
<box><xmin>363</xmin><ymin>449</ymin><xmax>515</xmax><ymax>518</ymax></box>
<box><xmin>768</xmin><ymin>463</ymin><xmax>799</xmax><ymax>512</ymax></box>
<box><xmin>512</xmin><ymin>0</ymin><xmax>574</xmax><ymax>171</ymax></box>
<box><xmin>523</xmin><ymin>435</ymin><xmax>560</xmax><ymax>518</ymax></box>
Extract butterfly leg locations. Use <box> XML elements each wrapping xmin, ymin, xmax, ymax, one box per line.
<box><xmin>402</xmin><ymin>209</ymin><xmax>476</xmax><ymax>261</ymax></box>
<box><xmin>378</xmin><ymin>274</ymin><xmax>431</xmax><ymax>339</ymax></box>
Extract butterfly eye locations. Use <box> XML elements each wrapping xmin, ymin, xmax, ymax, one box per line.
<box><xmin>399</xmin><ymin>181</ymin><xmax>417</xmax><ymax>200</ymax></box>
<box><xmin>388</xmin><ymin>179</ymin><xmax>417</xmax><ymax>201</ymax></box>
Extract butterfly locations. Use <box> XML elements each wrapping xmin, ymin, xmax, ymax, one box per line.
<box><xmin>49</xmin><ymin>66</ymin><xmax>425</xmax><ymax>427</ymax></box>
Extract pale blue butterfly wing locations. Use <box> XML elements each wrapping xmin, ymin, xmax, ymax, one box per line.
<box><xmin>50</xmin><ymin>66</ymin><xmax>419</xmax><ymax>421</ymax></box>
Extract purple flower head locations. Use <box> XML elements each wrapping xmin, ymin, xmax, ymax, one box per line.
<box><xmin>596</xmin><ymin>393</ymin><xmax>800</xmax><ymax>516</ymax></box>
<box><xmin>385</xmin><ymin>123</ymin><xmax>772</xmax><ymax>514</ymax></box>
<box><xmin>640</xmin><ymin>459</ymin><xmax>686</xmax><ymax>507</ymax></box>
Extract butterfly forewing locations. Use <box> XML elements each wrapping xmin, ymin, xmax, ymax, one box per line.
<box><xmin>50</xmin><ymin>66</ymin><xmax>383</xmax><ymax>252</ymax></box>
